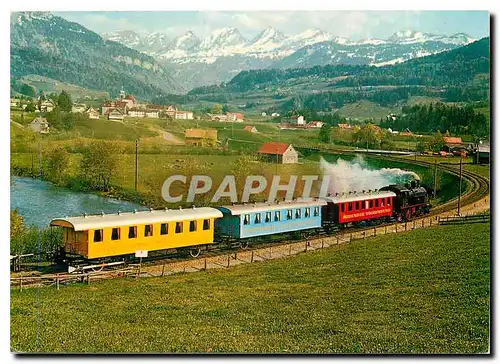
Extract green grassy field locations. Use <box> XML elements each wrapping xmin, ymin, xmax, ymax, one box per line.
<box><xmin>10</xmin><ymin>223</ymin><xmax>490</xmax><ymax>353</ymax></box>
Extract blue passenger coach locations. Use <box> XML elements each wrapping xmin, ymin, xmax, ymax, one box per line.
<box><xmin>215</xmin><ymin>199</ymin><xmax>327</xmax><ymax>239</ymax></box>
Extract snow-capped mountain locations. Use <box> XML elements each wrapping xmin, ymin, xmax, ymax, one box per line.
<box><xmin>199</xmin><ymin>27</ymin><xmax>246</xmax><ymax>50</ymax></box>
<box><xmin>247</xmin><ymin>27</ymin><xmax>286</xmax><ymax>51</ymax></box>
<box><xmin>99</xmin><ymin>25</ymin><xmax>477</xmax><ymax>89</ymax></box>
<box><xmin>103</xmin><ymin>30</ymin><xmax>142</xmax><ymax>49</ymax></box>
<box><xmin>387</xmin><ymin>30</ymin><xmax>476</xmax><ymax>45</ymax></box>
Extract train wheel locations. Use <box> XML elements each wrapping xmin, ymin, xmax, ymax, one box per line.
<box><xmin>189</xmin><ymin>247</ymin><xmax>201</xmax><ymax>258</ymax></box>
<box><xmin>240</xmin><ymin>241</ymin><xmax>249</xmax><ymax>250</ymax></box>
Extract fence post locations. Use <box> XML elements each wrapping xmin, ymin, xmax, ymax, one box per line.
<box><xmin>305</xmin><ymin>241</ymin><xmax>308</xmax><ymax>252</ymax></box>
<box><xmin>269</xmin><ymin>247</ymin><xmax>272</xmax><ymax>258</ymax></box>
<box><xmin>349</xmin><ymin>233</ymin><xmax>352</xmax><ymax>241</ymax></box>
<box><xmin>251</xmin><ymin>251</ymin><xmax>254</xmax><ymax>263</ymax></box>
<box><xmin>374</xmin><ymin>227</ymin><xmax>376</xmax><ymax>237</ymax></box>
<box><xmin>385</xmin><ymin>225</ymin><xmax>387</xmax><ymax>234</ymax></box>
<box><xmin>204</xmin><ymin>258</ymin><xmax>207</xmax><ymax>271</ymax></box>
<box><xmin>87</xmin><ymin>274</ymin><xmax>91</xmax><ymax>285</ymax></box>
<box><xmin>321</xmin><ymin>239</ymin><xmax>324</xmax><ymax>249</ymax></box>
<box><xmin>422</xmin><ymin>219</ymin><xmax>424</xmax><ymax>228</ymax></box>
<box><xmin>227</xmin><ymin>254</ymin><xmax>230</xmax><ymax>268</ymax></box>
<box><xmin>56</xmin><ymin>275</ymin><xmax>60</xmax><ymax>291</ymax></box>
<box><xmin>396</xmin><ymin>224</ymin><xmax>398</xmax><ymax>232</ymax></box>
<box><xmin>19</xmin><ymin>275</ymin><xmax>23</xmax><ymax>292</ymax></box>
<box><xmin>289</xmin><ymin>244</ymin><xmax>292</xmax><ymax>256</ymax></box>
<box><xmin>405</xmin><ymin>222</ymin><xmax>407</xmax><ymax>231</ymax></box>
<box><xmin>161</xmin><ymin>263</ymin><xmax>166</xmax><ymax>276</ymax></box>
<box><xmin>413</xmin><ymin>220</ymin><xmax>416</xmax><ymax>230</ymax></box>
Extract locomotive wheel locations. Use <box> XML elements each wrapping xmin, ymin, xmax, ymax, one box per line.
<box><xmin>189</xmin><ymin>247</ymin><xmax>201</xmax><ymax>258</ymax></box>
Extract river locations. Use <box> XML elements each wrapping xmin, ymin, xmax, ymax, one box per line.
<box><xmin>10</xmin><ymin>177</ymin><xmax>146</xmax><ymax>229</ymax></box>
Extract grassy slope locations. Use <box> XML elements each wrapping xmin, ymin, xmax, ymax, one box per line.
<box><xmin>11</xmin><ymin>223</ymin><xmax>490</xmax><ymax>353</ymax></box>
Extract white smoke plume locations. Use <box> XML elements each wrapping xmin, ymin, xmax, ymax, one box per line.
<box><xmin>319</xmin><ymin>155</ymin><xmax>420</xmax><ymax>195</ymax></box>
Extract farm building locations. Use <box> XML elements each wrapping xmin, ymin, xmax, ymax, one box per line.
<box><xmin>184</xmin><ymin>129</ymin><xmax>218</xmax><ymax>147</ymax></box>
<box><xmin>257</xmin><ymin>142</ymin><xmax>298</xmax><ymax>164</ymax></box>
<box><xmin>473</xmin><ymin>142</ymin><xmax>490</xmax><ymax>164</ymax></box>
<box><xmin>174</xmin><ymin>110</ymin><xmax>194</xmax><ymax>120</ymax></box>
<box><xmin>210</xmin><ymin>112</ymin><xmax>244</xmax><ymax>122</ymax></box>
<box><xmin>244</xmin><ymin>126</ymin><xmax>257</xmax><ymax>133</ymax></box>
<box><xmin>85</xmin><ymin>107</ymin><xmax>100</xmax><ymax>120</ymax></box>
<box><xmin>442</xmin><ymin>136</ymin><xmax>466</xmax><ymax>153</ymax></box>
<box><xmin>105</xmin><ymin>108</ymin><xmax>125</xmax><ymax>121</ymax></box>
<box><xmin>29</xmin><ymin>117</ymin><xmax>49</xmax><ymax>134</ymax></box>
<box><xmin>282</xmin><ymin>115</ymin><xmax>305</xmax><ymax>125</ymax></box>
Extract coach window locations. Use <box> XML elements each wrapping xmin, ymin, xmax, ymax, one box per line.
<box><xmin>387</xmin><ymin>198</ymin><xmax>391</xmax><ymax>206</ymax></box>
<box><xmin>287</xmin><ymin>209</ymin><xmax>293</xmax><ymax>220</ymax></box>
<box><xmin>265</xmin><ymin>212</ymin><xmax>271</xmax><ymax>223</ymax></box>
<box><xmin>369</xmin><ymin>200</ymin><xmax>374</xmax><ymax>208</ymax></box>
<box><xmin>111</xmin><ymin>227</ymin><xmax>120</xmax><ymax>241</ymax></box>
<box><xmin>275</xmin><ymin>211</ymin><xmax>281</xmax><ymax>221</ymax></box>
<box><xmin>94</xmin><ymin>229</ymin><xmax>103</xmax><ymax>242</ymax></box>
<box><xmin>305</xmin><ymin>208</ymin><xmax>310</xmax><ymax>217</ymax></box>
<box><xmin>254</xmin><ymin>213</ymin><xmax>261</xmax><ymax>224</ymax></box>
<box><xmin>295</xmin><ymin>209</ymin><xmax>302</xmax><ymax>219</ymax></box>
<box><xmin>375</xmin><ymin>199</ymin><xmax>379</xmax><ymax>208</ymax></box>
<box><xmin>243</xmin><ymin>214</ymin><xmax>250</xmax><ymax>225</ymax></box>
<box><xmin>160</xmin><ymin>223</ymin><xmax>168</xmax><ymax>235</ymax></box>
<box><xmin>348</xmin><ymin>202</ymin><xmax>352</xmax><ymax>211</ymax></box>
<box><xmin>314</xmin><ymin>207</ymin><xmax>320</xmax><ymax>216</ymax></box>
<box><xmin>341</xmin><ymin>204</ymin><xmax>345</xmax><ymax>213</ymax></box>
<box><xmin>145</xmin><ymin>224</ymin><xmax>153</xmax><ymax>237</ymax></box>
<box><xmin>189</xmin><ymin>220</ymin><xmax>197</xmax><ymax>232</ymax></box>
<box><xmin>203</xmin><ymin>219</ymin><xmax>210</xmax><ymax>230</ymax></box>
<box><xmin>381</xmin><ymin>199</ymin><xmax>385</xmax><ymax>207</ymax></box>
<box><xmin>175</xmin><ymin>222</ymin><xmax>183</xmax><ymax>234</ymax></box>
<box><xmin>128</xmin><ymin>226</ymin><xmax>137</xmax><ymax>239</ymax></box>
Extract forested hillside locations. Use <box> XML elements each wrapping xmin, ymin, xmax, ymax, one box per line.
<box><xmin>10</xmin><ymin>12</ymin><xmax>183</xmax><ymax>99</ymax></box>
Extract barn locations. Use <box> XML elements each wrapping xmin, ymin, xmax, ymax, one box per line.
<box><xmin>257</xmin><ymin>142</ymin><xmax>298</xmax><ymax>164</ymax></box>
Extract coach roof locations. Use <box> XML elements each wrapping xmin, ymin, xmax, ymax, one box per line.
<box><xmin>217</xmin><ymin>199</ymin><xmax>327</xmax><ymax>216</ymax></box>
<box><xmin>50</xmin><ymin>208</ymin><xmax>223</xmax><ymax>231</ymax></box>
<box><xmin>321</xmin><ymin>191</ymin><xmax>396</xmax><ymax>204</ymax></box>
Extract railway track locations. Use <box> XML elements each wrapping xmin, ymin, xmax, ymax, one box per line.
<box><xmin>11</xmin><ymin>156</ymin><xmax>490</xmax><ymax>287</ymax></box>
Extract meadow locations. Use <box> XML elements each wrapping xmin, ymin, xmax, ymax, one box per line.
<box><xmin>10</xmin><ymin>223</ymin><xmax>490</xmax><ymax>353</ymax></box>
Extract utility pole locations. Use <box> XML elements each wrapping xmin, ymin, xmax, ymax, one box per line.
<box><xmin>458</xmin><ymin>157</ymin><xmax>463</xmax><ymax>216</ymax></box>
<box><xmin>135</xmin><ymin>139</ymin><xmax>139</xmax><ymax>191</ymax></box>
<box><xmin>231</xmin><ymin>121</ymin><xmax>234</xmax><ymax>138</ymax></box>
<box><xmin>433</xmin><ymin>159</ymin><xmax>438</xmax><ymax>199</ymax></box>
<box><xmin>38</xmin><ymin>141</ymin><xmax>42</xmax><ymax>177</ymax></box>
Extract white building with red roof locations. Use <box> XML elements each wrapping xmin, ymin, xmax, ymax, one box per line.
<box><xmin>257</xmin><ymin>142</ymin><xmax>298</xmax><ymax>164</ymax></box>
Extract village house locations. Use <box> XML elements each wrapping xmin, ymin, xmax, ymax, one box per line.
<box><xmin>282</xmin><ymin>115</ymin><xmax>305</xmax><ymax>125</ymax></box>
<box><xmin>164</xmin><ymin>105</ymin><xmax>178</xmax><ymax>118</ymax></box>
<box><xmin>210</xmin><ymin>112</ymin><xmax>243</xmax><ymax>122</ymax></box>
<box><xmin>244</xmin><ymin>126</ymin><xmax>258</xmax><ymax>133</ymax></box>
<box><xmin>338</xmin><ymin>123</ymin><xmax>352</xmax><ymax>130</ymax></box>
<box><xmin>184</xmin><ymin>129</ymin><xmax>218</xmax><ymax>147</ymax></box>
<box><xmin>85</xmin><ymin>107</ymin><xmax>100</xmax><ymax>120</ymax></box>
<box><xmin>174</xmin><ymin>110</ymin><xmax>194</xmax><ymax>120</ymax></box>
<box><xmin>71</xmin><ymin>104</ymin><xmax>87</xmax><ymax>113</ymax></box>
<box><xmin>29</xmin><ymin>117</ymin><xmax>50</xmax><ymax>134</ymax></box>
<box><xmin>257</xmin><ymin>142</ymin><xmax>298</xmax><ymax>164</ymax></box>
<box><xmin>227</xmin><ymin>112</ymin><xmax>244</xmax><ymax>122</ymax></box>
<box><xmin>105</xmin><ymin>108</ymin><xmax>125</xmax><ymax>121</ymax></box>
<box><xmin>10</xmin><ymin>98</ymin><xmax>20</xmax><ymax>107</ymax></box>
<box><xmin>308</xmin><ymin>121</ymin><xmax>324</xmax><ymax>128</ymax></box>
<box><xmin>101</xmin><ymin>100</ymin><xmax>128</xmax><ymax>116</ymax></box>
<box><xmin>37</xmin><ymin>99</ymin><xmax>55</xmax><ymax>113</ymax></box>
<box><xmin>271</xmin><ymin>112</ymin><xmax>280</xmax><ymax>117</ymax></box>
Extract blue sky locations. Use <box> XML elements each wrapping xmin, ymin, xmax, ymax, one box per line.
<box><xmin>56</xmin><ymin>11</ymin><xmax>490</xmax><ymax>40</ymax></box>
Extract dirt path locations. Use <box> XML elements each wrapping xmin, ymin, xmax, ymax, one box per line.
<box><xmin>148</xmin><ymin>127</ymin><xmax>184</xmax><ymax>145</ymax></box>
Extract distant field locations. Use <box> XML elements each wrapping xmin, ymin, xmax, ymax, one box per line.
<box><xmin>338</xmin><ymin>100</ymin><xmax>398</xmax><ymax>121</ymax></box>
<box><xmin>11</xmin><ymin>223</ymin><xmax>490</xmax><ymax>353</ymax></box>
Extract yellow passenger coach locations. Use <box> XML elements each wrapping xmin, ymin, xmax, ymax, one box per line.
<box><xmin>50</xmin><ymin>207</ymin><xmax>223</xmax><ymax>260</ymax></box>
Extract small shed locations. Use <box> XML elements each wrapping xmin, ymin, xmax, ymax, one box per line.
<box><xmin>184</xmin><ymin>129</ymin><xmax>218</xmax><ymax>147</ymax></box>
<box><xmin>29</xmin><ymin>117</ymin><xmax>49</xmax><ymax>134</ymax></box>
<box><xmin>244</xmin><ymin>126</ymin><xmax>257</xmax><ymax>133</ymax></box>
<box><xmin>257</xmin><ymin>142</ymin><xmax>298</xmax><ymax>164</ymax></box>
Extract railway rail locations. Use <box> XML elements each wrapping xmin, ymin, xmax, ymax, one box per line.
<box><xmin>11</xmin><ymin>155</ymin><xmax>490</xmax><ymax>289</ymax></box>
